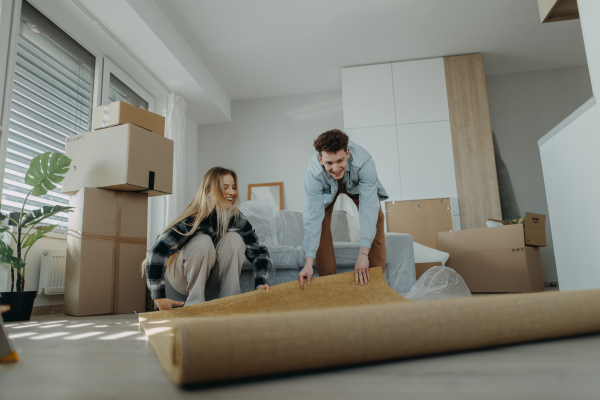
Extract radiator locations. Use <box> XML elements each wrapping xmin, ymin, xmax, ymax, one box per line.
<box><xmin>38</xmin><ymin>250</ymin><xmax>66</xmax><ymax>295</ymax></box>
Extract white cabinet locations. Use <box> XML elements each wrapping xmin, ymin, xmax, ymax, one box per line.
<box><xmin>346</xmin><ymin>125</ymin><xmax>402</xmax><ymax>200</ymax></box>
<box><xmin>396</xmin><ymin>121</ymin><xmax>457</xmax><ymax>201</ymax></box>
<box><xmin>539</xmin><ymin>98</ymin><xmax>600</xmax><ymax>291</ymax></box>
<box><xmin>392</xmin><ymin>58</ymin><xmax>450</xmax><ymax>125</ymax></box>
<box><xmin>342</xmin><ymin>64</ymin><xmax>396</xmax><ymax>129</ymax></box>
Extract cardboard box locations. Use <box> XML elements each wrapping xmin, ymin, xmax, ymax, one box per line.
<box><xmin>92</xmin><ymin>101</ymin><xmax>165</xmax><ymax>136</ymax></box>
<box><xmin>439</xmin><ymin>225</ymin><xmax>544</xmax><ymax>293</ymax></box>
<box><xmin>488</xmin><ymin>212</ymin><xmax>546</xmax><ymax>247</ymax></box>
<box><xmin>65</xmin><ymin>188</ymin><xmax>148</xmax><ymax>316</ymax></box>
<box><xmin>62</xmin><ymin>124</ymin><xmax>174</xmax><ymax>197</ymax></box>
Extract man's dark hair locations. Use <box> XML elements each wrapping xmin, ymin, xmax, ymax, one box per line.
<box><xmin>313</xmin><ymin>129</ymin><xmax>349</xmax><ymax>155</ymax></box>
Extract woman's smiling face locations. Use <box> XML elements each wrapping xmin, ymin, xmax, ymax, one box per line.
<box><xmin>221</xmin><ymin>174</ymin><xmax>237</xmax><ymax>207</ymax></box>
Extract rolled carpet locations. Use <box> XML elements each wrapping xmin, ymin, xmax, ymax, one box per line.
<box><xmin>141</xmin><ymin>268</ymin><xmax>600</xmax><ymax>385</ymax></box>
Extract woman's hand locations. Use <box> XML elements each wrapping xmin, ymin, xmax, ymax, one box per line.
<box><xmin>256</xmin><ymin>284</ymin><xmax>270</xmax><ymax>292</ymax></box>
<box><xmin>154</xmin><ymin>298</ymin><xmax>184</xmax><ymax>310</ymax></box>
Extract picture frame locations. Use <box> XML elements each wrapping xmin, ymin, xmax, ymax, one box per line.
<box><xmin>248</xmin><ymin>182</ymin><xmax>284</xmax><ymax>210</ymax></box>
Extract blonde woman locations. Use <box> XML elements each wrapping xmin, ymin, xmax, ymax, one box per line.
<box><xmin>145</xmin><ymin>167</ymin><xmax>271</xmax><ymax>311</ymax></box>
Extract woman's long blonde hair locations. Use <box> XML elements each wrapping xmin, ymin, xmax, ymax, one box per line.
<box><xmin>143</xmin><ymin>167</ymin><xmax>240</xmax><ymax>275</ymax></box>
<box><xmin>165</xmin><ymin>166</ymin><xmax>240</xmax><ymax>238</ymax></box>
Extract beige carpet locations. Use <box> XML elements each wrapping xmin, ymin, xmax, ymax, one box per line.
<box><xmin>140</xmin><ymin>268</ymin><xmax>600</xmax><ymax>386</ymax></box>
<box><xmin>141</xmin><ymin>267</ymin><xmax>407</xmax><ymax>322</ymax></box>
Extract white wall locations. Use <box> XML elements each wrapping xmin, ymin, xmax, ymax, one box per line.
<box><xmin>197</xmin><ymin>90</ymin><xmax>343</xmax><ymax>211</ymax></box>
<box><xmin>486</xmin><ymin>65</ymin><xmax>593</xmax><ymax>283</ymax></box>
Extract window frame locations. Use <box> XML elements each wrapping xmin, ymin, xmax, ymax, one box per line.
<box><xmin>0</xmin><ymin>0</ymin><xmax>159</xmax><ymax>223</ymax></box>
<box><xmin>102</xmin><ymin>57</ymin><xmax>156</xmax><ymax>112</ymax></box>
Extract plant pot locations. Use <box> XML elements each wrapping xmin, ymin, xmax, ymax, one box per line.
<box><xmin>0</xmin><ymin>291</ymin><xmax>37</xmax><ymax>322</ymax></box>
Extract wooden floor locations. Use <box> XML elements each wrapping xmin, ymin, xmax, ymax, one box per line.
<box><xmin>2</xmin><ymin>309</ymin><xmax>600</xmax><ymax>399</ymax></box>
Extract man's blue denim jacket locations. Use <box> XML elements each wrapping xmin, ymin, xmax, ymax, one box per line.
<box><xmin>303</xmin><ymin>141</ymin><xmax>388</xmax><ymax>259</ymax></box>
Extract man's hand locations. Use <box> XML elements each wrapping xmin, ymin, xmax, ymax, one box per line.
<box><xmin>256</xmin><ymin>284</ymin><xmax>270</xmax><ymax>292</ymax></box>
<box><xmin>298</xmin><ymin>258</ymin><xmax>314</xmax><ymax>290</ymax></box>
<box><xmin>355</xmin><ymin>247</ymin><xmax>371</xmax><ymax>286</ymax></box>
<box><xmin>154</xmin><ymin>298</ymin><xmax>184</xmax><ymax>311</ymax></box>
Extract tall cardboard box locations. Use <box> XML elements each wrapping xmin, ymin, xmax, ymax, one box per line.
<box><xmin>439</xmin><ymin>225</ymin><xmax>544</xmax><ymax>293</ymax></box>
<box><xmin>62</xmin><ymin>124</ymin><xmax>174</xmax><ymax>197</ymax></box>
<box><xmin>65</xmin><ymin>188</ymin><xmax>148</xmax><ymax>316</ymax></box>
<box><xmin>92</xmin><ymin>101</ymin><xmax>165</xmax><ymax>136</ymax></box>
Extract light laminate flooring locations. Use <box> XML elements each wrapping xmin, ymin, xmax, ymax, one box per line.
<box><xmin>2</xmin><ymin>311</ymin><xmax>600</xmax><ymax>400</ymax></box>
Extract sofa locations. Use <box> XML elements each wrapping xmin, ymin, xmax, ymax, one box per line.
<box><xmin>236</xmin><ymin>200</ymin><xmax>416</xmax><ymax>295</ymax></box>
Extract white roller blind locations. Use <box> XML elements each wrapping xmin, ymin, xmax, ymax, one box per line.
<box><xmin>1</xmin><ymin>1</ymin><xmax>95</xmax><ymax>226</ymax></box>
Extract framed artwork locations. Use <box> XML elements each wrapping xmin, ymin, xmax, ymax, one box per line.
<box><xmin>248</xmin><ymin>182</ymin><xmax>284</xmax><ymax>210</ymax></box>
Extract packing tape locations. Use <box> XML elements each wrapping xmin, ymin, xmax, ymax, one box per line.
<box><xmin>67</xmin><ymin>229</ymin><xmax>146</xmax><ymax>246</ymax></box>
<box><xmin>101</xmin><ymin>105</ymin><xmax>110</xmax><ymax>127</ymax></box>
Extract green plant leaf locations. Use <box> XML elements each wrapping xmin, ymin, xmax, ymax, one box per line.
<box><xmin>0</xmin><ymin>240</ymin><xmax>13</xmax><ymax>264</ymax></box>
<box><xmin>11</xmin><ymin>257</ymin><xmax>25</xmax><ymax>269</ymax></box>
<box><xmin>24</xmin><ymin>152</ymin><xmax>72</xmax><ymax>197</ymax></box>
<box><xmin>0</xmin><ymin>226</ymin><xmax>9</xmax><ymax>233</ymax></box>
<box><xmin>22</xmin><ymin>225</ymin><xmax>57</xmax><ymax>249</ymax></box>
<box><xmin>22</xmin><ymin>205</ymin><xmax>74</xmax><ymax>227</ymax></box>
<box><xmin>0</xmin><ymin>213</ymin><xmax>6</xmax><ymax>222</ymax></box>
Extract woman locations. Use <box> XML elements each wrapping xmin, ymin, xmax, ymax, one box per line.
<box><xmin>145</xmin><ymin>167</ymin><xmax>271</xmax><ymax>311</ymax></box>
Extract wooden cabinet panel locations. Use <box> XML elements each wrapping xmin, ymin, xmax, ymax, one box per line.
<box><xmin>342</xmin><ymin>64</ymin><xmax>396</xmax><ymax>129</ymax></box>
<box><xmin>346</xmin><ymin>125</ymin><xmax>402</xmax><ymax>201</ymax></box>
<box><xmin>444</xmin><ymin>53</ymin><xmax>501</xmax><ymax>229</ymax></box>
<box><xmin>392</xmin><ymin>58</ymin><xmax>450</xmax><ymax>125</ymax></box>
<box><xmin>396</xmin><ymin>121</ymin><xmax>458</xmax><ymax>201</ymax></box>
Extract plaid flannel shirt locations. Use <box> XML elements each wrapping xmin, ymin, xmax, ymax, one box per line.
<box><xmin>145</xmin><ymin>211</ymin><xmax>271</xmax><ymax>299</ymax></box>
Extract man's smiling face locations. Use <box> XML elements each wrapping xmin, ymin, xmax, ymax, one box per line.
<box><xmin>318</xmin><ymin>148</ymin><xmax>350</xmax><ymax>180</ymax></box>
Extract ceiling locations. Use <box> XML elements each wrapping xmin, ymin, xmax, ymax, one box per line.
<box><xmin>154</xmin><ymin>0</ymin><xmax>588</xmax><ymax>101</ymax></box>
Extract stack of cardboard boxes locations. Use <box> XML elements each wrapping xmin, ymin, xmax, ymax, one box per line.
<box><xmin>439</xmin><ymin>212</ymin><xmax>547</xmax><ymax>293</ymax></box>
<box><xmin>62</xmin><ymin>101</ymin><xmax>174</xmax><ymax>316</ymax></box>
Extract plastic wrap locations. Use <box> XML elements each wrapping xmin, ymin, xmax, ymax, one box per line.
<box><xmin>413</xmin><ymin>242</ymin><xmax>450</xmax><ymax>265</ymax></box>
<box><xmin>405</xmin><ymin>266</ymin><xmax>471</xmax><ymax>301</ymax></box>
<box><xmin>238</xmin><ymin>200</ymin><xmax>280</xmax><ymax>245</ymax></box>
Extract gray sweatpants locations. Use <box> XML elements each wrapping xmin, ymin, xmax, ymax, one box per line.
<box><xmin>166</xmin><ymin>232</ymin><xmax>246</xmax><ymax>306</ymax></box>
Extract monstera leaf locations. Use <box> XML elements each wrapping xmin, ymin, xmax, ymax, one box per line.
<box><xmin>21</xmin><ymin>205</ymin><xmax>73</xmax><ymax>227</ymax></box>
<box><xmin>24</xmin><ymin>152</ymin><xmax>72</xmax><ymax>197</ymax></box>
<box><xmin>22</xmin><ymin>225</ymin><xmax>57</xmax><ymax>249</ymax></box>
<box><xmin>0</xmin><ymin>240</ymin><xmax>13</xmax><ymax>265</ymax></box>
<box><xmin>12</xmin><ymin>258</ymin><xmax>25</xmax><ymax>269</ymax></box>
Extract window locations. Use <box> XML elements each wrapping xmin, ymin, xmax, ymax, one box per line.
<box><xmin>102</xmin><ymin>58</ymin><xmax>154</xmax><ymax>112</ymax></box>
<box><xmin>108</xmin><ymin>73</ymin><xmax>148</xmax><ymax>110</ymax></box>
<box><xmin>1</xmin><ymin>1</ymin><xmax>95</xmax><ymax>226</ymax></box>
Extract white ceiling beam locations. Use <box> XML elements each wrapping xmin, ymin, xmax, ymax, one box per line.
<box><xmin>77</xmin><ymin>0</ymin><xmax>231</xmax><ymax>125</ymax></box>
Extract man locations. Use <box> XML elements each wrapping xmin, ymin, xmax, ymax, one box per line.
<box><xmin>299</xmin><ymin>129</ymin><xmax>388</xmax><ymax>289</ymax></box>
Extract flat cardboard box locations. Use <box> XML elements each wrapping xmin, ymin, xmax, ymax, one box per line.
<box><xmin>488</xmin><ymin>212</ymin><xmax>547</xmax><ymax>247</ymax></box>
<box><xmin>65</xmin><ymin>188</ymin><xmax>148</xmax><ymax>316</ymax></box>
<box><xmin>92</xmin><ymin>101</ymin><xmax>165</xmax><ymax>136</ymax></box>
<box><xmin>386</xmin><ymin>198</ymin><xmax>453</xmax><ymax>249</ymax></box>
<box><xmin>63</xmin><ymin>124</ymin><xmax>173</xmax><ymax>197</ymax></box>
<box><xmin>439</xmin><ymin>225</ymin><xmax>544</xmax><ymax>293</ymax></box>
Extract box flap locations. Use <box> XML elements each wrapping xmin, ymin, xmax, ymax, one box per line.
<box><xmin>69</xmin><ymin>188</ymin><xmax>118</xmax><ymax>236</ymax></box>
<box><xmin>117</xmin><ymin>192</ymin><xmax>148</xmax><ymax>239</ymax></box>
<box><xmin>524</xmin><ymin>212</ymin><xmax>546</xmax><ymax>230</ymax></box>
<box><xmin>524</xmin><ymin>228</ymin><xmax>547</xmax><ymax>247</ymax></box>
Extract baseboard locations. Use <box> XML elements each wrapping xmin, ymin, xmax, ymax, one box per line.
<box><xmin>31</xmin><ymin>304</ymin><xmax>64</xmax><ymax>316</ymax></box>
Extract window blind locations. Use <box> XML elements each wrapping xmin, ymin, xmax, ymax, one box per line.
<box><xmin>1</xmin><ymin>1</ymin><xmax>95</xmax><ymax>226</ymax></box>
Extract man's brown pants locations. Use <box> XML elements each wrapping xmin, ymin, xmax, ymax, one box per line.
<box><xmin>315</xmin><ymin>193</ymin><xmax>386</xmax><ymax>276</ymax></box>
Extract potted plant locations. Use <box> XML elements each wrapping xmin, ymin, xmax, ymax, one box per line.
<box><xmin>0</xmin><ymin>152</ymin><xmax>73</xmax><ymax>322</ymax></box>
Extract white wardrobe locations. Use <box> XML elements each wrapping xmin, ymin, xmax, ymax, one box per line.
<box><xmin>342</xmin><ymin>54</ymin><xmax>502</xmax><ymax>231</ymax></box>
